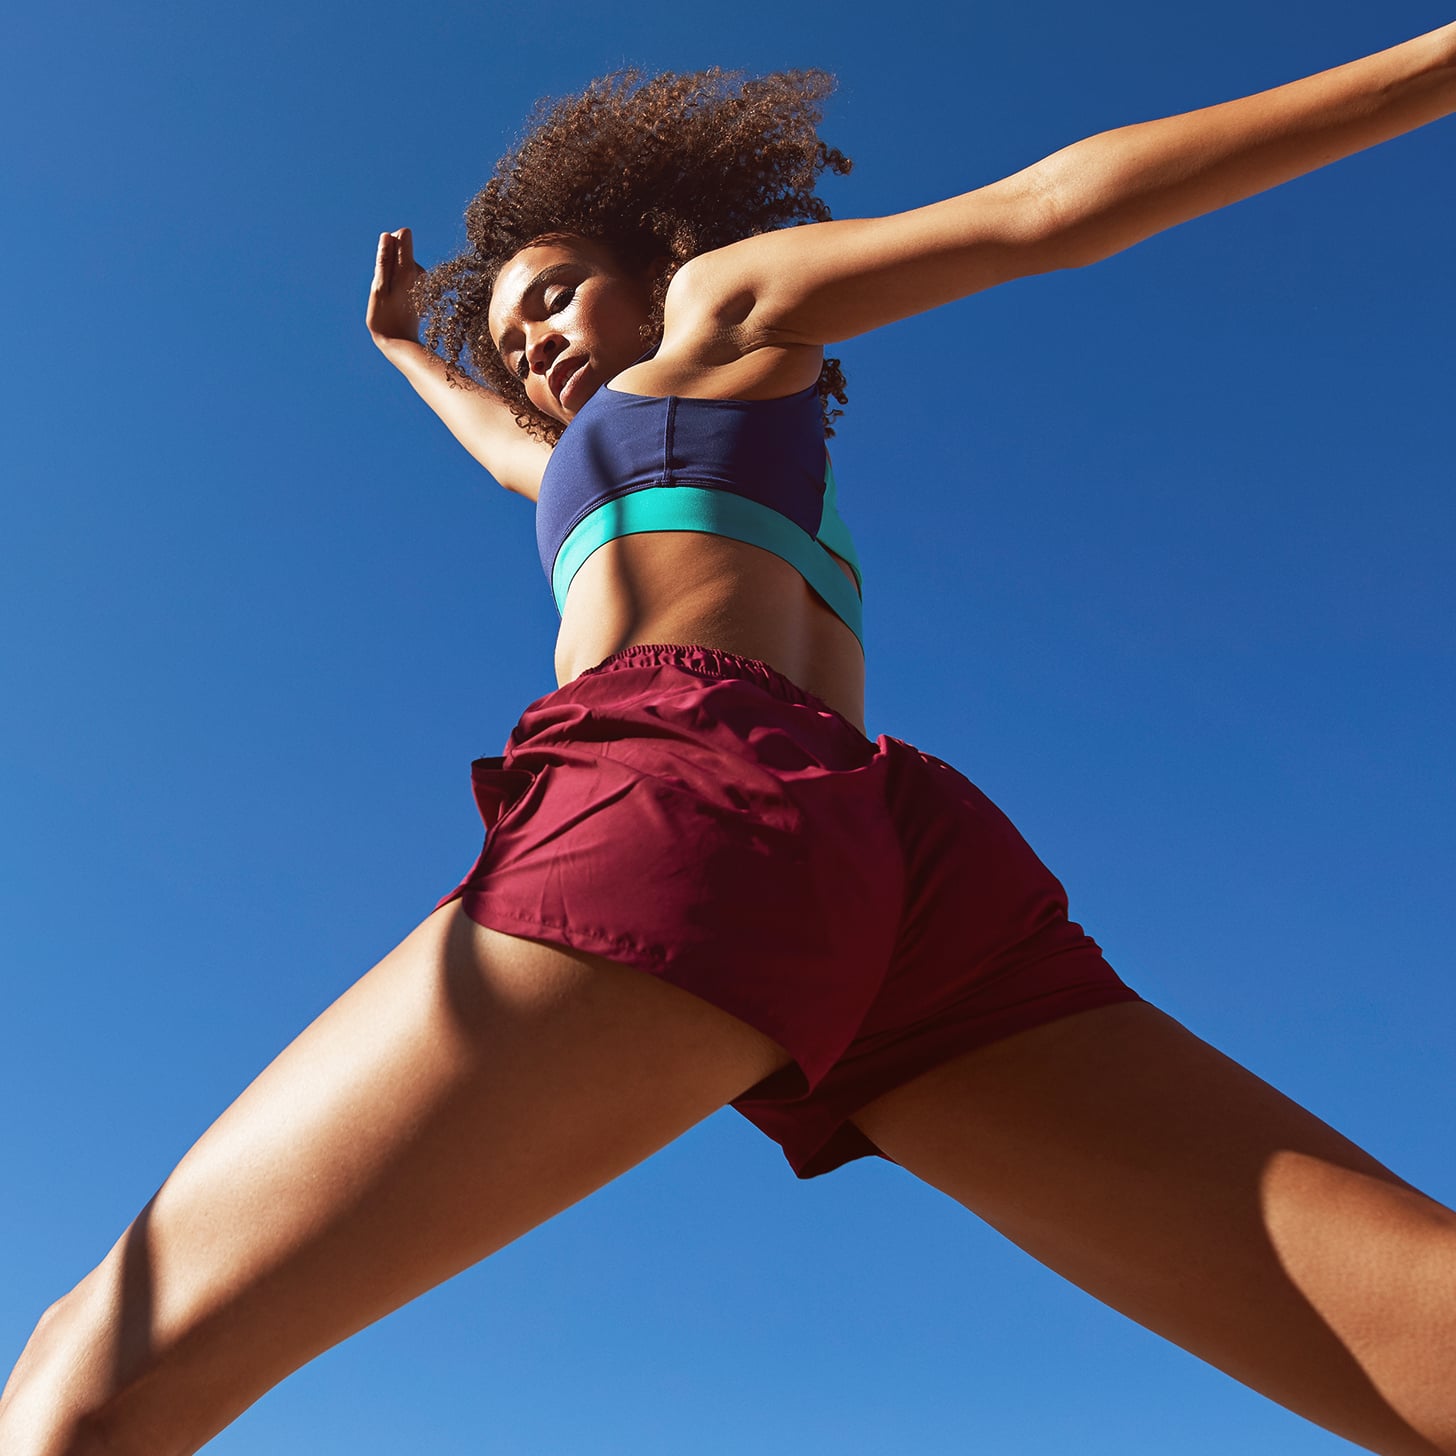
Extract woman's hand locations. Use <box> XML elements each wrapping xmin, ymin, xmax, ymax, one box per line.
<box><xmin>366</xmin><ymin>225</ymin><xmax>553</xmax><ymax>499</ymax></box>
<box><xmin>367</xmin><ymin>228</ymin><xmax>426</xmax><ymax>350</ymax></box>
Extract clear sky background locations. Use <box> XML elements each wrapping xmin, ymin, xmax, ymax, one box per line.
<box><xmin>3</xmin><ymin>1</ymin><xmax>1453</xmax><ymax>1451</ymax></box>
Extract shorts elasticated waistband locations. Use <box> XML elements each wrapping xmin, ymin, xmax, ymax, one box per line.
<box><xmin>579</xmin><ymin>642</ymin><xmax>839</xmax><ymax>714</ymax></box>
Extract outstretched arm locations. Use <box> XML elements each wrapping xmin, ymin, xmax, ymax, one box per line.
<box><xmin>670</xmin><ymin>23</ymin><xmax>1456</xmax><ymax>351</ymax></box>
<box><xmin>368</xmin><ymin>229</ymin><xmax>550</xmax><ymax>502</ymax></box>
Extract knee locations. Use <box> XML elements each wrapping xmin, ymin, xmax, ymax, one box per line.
<box><xmin>0</xmin><ymin>1287</ymin><xmax>146</xmax><ymax>1456</ymax></box>
<box><xmin>1267</xmin><ymin>1162</ymin><xmax>1456</xmax><ymax>1455</ymax></box>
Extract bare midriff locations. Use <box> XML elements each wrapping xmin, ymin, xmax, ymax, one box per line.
<box><xmin>554</xmin><ymin>532</ymin><xmax>867</xmax><ymax>733</ymax></box>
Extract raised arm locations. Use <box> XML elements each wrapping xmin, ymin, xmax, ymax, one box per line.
<box><xmin>368</xmin><ymin>229</ymin><xmax>551</xmax><ymax>501</ymax></box>
<box><xmin>667</xmin><ymin>23</ymin><xmax>1456</xmax><ymax>352</ymax></box>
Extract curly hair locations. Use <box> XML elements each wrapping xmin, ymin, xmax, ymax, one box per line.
<box><xmin>417</xmin><ymin>68</ymin><xmax>852</xmax><ymax>444</ymax></box>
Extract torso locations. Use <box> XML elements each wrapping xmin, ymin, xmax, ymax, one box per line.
<box><xmin>545</xmin><ymin>339</ymin><xmax>866</xmax><ymax>731</ymax></box>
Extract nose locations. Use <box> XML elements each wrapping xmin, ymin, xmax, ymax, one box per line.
<box><xmin>524</xmin><ymin>324</ymin><xmax>567</xmax><ymax>376</ymax></box>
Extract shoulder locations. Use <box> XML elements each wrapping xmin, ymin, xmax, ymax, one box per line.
<box><xmin>633</xmin><ymin>242</ymin><xmax>824</xmax><ymax>399</ymax></box>
<box><xmin>659</xmin><ymin>239</ymin><xmax>781</xmax><ymax>344</ymax></box>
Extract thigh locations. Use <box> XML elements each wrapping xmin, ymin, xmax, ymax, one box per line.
<box><xmin>11</xmin><ymin>905</ymin><xmax>789</xmax><ymax>1456</ymax></box>
<box><xmin>851</xmin><ymin>1002</ymin><xmax>1456</xmax><ymax>1456</ymax></box>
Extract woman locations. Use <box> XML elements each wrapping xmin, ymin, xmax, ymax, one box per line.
<box><xmin>3</xmin><ymin>28</ymin><xmax>1455</xmax><ymax>1456</ymax></box>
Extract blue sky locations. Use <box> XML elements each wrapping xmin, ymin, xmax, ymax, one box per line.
<box><xmin>3</xmin><ymin>1</ymin><xmax>1453</xmax><ymax>1451</ymax></box>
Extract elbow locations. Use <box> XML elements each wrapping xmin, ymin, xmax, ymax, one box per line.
<box><xmin>978</xmin><ymin>165</ymin><xmax>1103</xmax><ymax>279</ymax></box>
<box><xmin>1</xmin><ymin>1292</ymin><xmax>128</xmax><ymax>1456</ymax></box>
<box><xmin>1016</xmin><ymin>141</ymin><xmax>1150</xmax><ymax>274</ymax></box>
<box><xmin>1021</xmin><ymin>182</ymin><xmax>1106</xmax><ymax>274</ymax></box>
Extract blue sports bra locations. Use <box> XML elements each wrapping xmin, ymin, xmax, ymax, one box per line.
<box><xmin>536</xmin><ymin>381</ymin><xmax>864</xmax><ymax>643</ymax></box>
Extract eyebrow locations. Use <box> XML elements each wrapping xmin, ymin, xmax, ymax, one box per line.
<box><xmin>492</xmin><ymin>262</ymin><xmax>583</xmax><ymax>357</ymax></box>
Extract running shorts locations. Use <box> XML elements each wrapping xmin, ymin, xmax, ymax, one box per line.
<box><xmin>438</xmin><ymin>643</ymin><xmax>1139</xmax><ymax>1177</ymax></box>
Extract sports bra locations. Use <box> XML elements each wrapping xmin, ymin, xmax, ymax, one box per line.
<box><xmin>536</xmin><ymin>381</ymin><xmax>864</xmax><ymax>643</ymax></box>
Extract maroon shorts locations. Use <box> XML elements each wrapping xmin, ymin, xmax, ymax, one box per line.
<box><xmin>439</xmin><ymin>643</ymin><xmax>1139</xmax><ymax>1178</ymax></box>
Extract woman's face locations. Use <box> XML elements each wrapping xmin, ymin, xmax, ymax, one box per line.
<box><xmin>487</xmin><ymin>236</ymin><xmax>656</xmax><ymax>426</ymax></box>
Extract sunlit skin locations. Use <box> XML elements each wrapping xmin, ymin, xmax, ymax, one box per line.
<box><xmin>4</xmin><ymin>25</ymin><xmax>1456</xmax><ymax>1456</ymax></box>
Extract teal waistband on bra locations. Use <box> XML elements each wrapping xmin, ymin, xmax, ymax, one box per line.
<box><xmin>551</xmin><ymin>486</ymin><xmax>864</xmax><ymax>646</ymax></box>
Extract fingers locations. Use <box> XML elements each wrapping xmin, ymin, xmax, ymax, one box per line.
<box><xmin>396</xmin><ymin>226</ymin><xmax>416</xmax><ymax>273</ymax></box>
<box><xmin>372</xmin><ymin>230</ymin><xmax>421</xmax><ymax>297</ymax></box>
<box><xmin>372</xmin><ymin>228</ymin><xmax>396</xmax><ymax>291</ymax></box>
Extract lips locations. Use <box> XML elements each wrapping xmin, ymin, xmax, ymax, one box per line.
<box><xmin>548</xmin><ymin>355</ymin><xmax>589</xmax><ymax>409</ymax></box>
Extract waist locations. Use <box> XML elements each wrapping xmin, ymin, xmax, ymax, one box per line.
<box><xmin>549</xmin><ymin>484</ymin><xmax>863</xmax><ymax>644</ymax></box>
<box><xmin>553</xmin><ymin>534</ymin><xmax>866</xmax><ymax>730</ymax></box>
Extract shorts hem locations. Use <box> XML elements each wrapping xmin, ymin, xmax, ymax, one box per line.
<box><xmin>738</xmin><ymin>980</ymin><xmax>1144</xmax><ymax>1180</ymax></box>
<box><xmin>449</xmin><ymin>891</ymin><xmax>672</xmax><ymax>969</ymax></box>
<box><xmin>448</xmin><ymin>890</ymin><xmax>816</xmax><ymax>1099</ymax></box>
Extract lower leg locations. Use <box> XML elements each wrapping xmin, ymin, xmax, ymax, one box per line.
<box><xmin>0</xmin><ymin>906</ymin><xmax>789</xmax><ymax>1456</ymax></box>
<box><xmin>853</xmin><ymin>1003</ymin><xmax>1456</xmax><ymax>1456</ymax></box>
